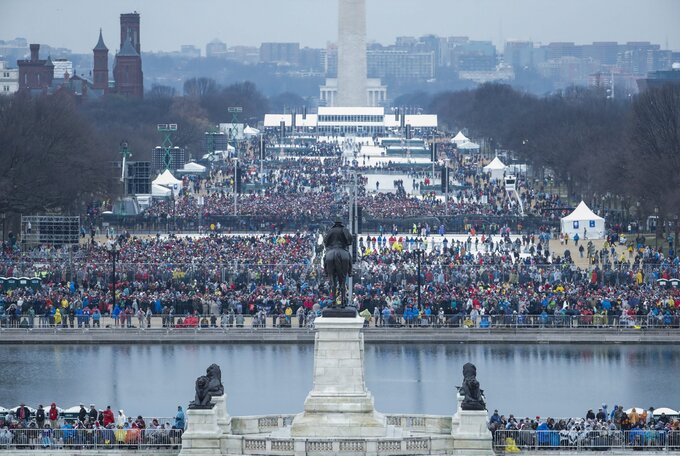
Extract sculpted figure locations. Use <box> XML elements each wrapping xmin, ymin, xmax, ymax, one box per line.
<box><xmin>460</xmin><ymin>363</ymin><xmax>486</xmax><ymax>411</ymax></box>
<box><xmin>206</xmin><ymin>363</ymin><xmax>224</xmax><ymax>396</ymax></box>
<box><xmin>323</xmin><ymin>217</ymin><xmax>353</xmax><ymax>307</ymax></box>
<box><xmin>188</xmin><ymin>364</ymin><xmax>224</xmax><ymax>409</ymax></box>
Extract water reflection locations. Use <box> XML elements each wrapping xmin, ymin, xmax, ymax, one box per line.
<box><xmin>0</xmin><ymin>344</ymin><xmax>676</xmax><ymax>418</ymax></box>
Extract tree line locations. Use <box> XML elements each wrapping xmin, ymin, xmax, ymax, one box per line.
<box><xmin>430</xmin><ymin>83</ymin><xmax>680</xmax><ymax>229</ymax></box>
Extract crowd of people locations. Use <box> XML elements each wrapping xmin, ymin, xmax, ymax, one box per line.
<box><xmin>0</xmin><ymin>224</ymin><xmax>678</xmax><ymax>331</ymax></box>
<box><xmin>138</xmin><ymin>140</ymin><xmax>570</xmax><ymax>225</ymax></box>
<box><xmin>0</xmin><ymin>403</ymin><xmax>184</xmax><ymax>449</ymax></box>
<box><xmin>491</xmin><ymin>405</ymin><xmax>680</xmax><ymax>451</ymax></box>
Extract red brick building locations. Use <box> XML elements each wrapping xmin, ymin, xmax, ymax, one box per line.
<box><xmin>113</xmin><ymin>12</ymin><xmax>143</xmax><ymax>98</ymax></box>
<box><xmin>17</xmin><ymin>44</ymin><xmax>54</xmax><ymax>92</ymax></box>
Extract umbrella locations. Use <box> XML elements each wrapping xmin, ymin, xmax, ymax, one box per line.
<box><xmin>653</xmin><ymin>407</ymin><xmax>679</xmax><ymax>416</ymax></box>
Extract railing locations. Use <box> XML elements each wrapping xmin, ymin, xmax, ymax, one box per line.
<box><xmin>0</xmin><ymin>428</ymin><xmax>182</xmax><ymax>450</ymax></box>
<box><xmin>1</xmin><ymin>313</ymin><xmax>679</xmax><ymax>331</ymax></box>
<box><xmin>494</xmin><ymin>429</ymin><xmax>680</xmax><ymax>452</ymax></box>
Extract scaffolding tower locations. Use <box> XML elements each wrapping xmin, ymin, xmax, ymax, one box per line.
<box><xmin>21</xmin><ymin>216</ymin><xmax>80</xmax><ymax>247</ymax></box>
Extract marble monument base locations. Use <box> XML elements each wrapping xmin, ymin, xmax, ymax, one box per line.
<box><xmin>290</xmin><ymin>315</ymin><xmax>387</xmax><ymax>438</ymax></box>
<box><xmin>451</xmin><ymin>409</ymin><xmax>494</xmax><ymax>456</ymax></box>
<box><xmin>179</xmin><ymin>407</ymin><xmax>222</xmax><ymax>456</ymax></box>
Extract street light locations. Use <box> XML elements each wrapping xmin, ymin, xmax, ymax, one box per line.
<box><xmin>414</xmin><ymin>241</ymin><xmax>425</xmax><ymax>311</ymax></box>
<box><xmin>232</xmin><ymin>157</ymin><xmax>239</xmax><ymax>217</ymax></box>
<box><xmin>1</xmin><ymin>213</ymin><xmax>5</xmax><ymax>244</ymax></box>
<box><xmin>106</xmin><ymin>241</ymin><xmax>122</xmax><ymax>313</ymax></box>
<box><xmin>655</xmin><ymin>207</ymin><xmax>659</xmax><ymax>250</ymax></box>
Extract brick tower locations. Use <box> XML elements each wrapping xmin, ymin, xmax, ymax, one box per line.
<box><xmin>113</xmin><ymin>12</ymin><xmax>143</xmax><ymax>98</ymax></box>
<box><xmin>92</xmin><ymin>29</ymin><xmax>109</xmax><ymax>91</ymax></box>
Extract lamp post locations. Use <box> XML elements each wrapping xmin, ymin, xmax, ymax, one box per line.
<box><xmin>106</xmin><ymin>242</ymin><xmax>121</xmax><ymax>313</ymax></box>
<box><xmin>414</xmin><ymin>242</ymin><xmax>424</xmax><ymax>311</ymax></box>
<box><xmin>1</xmin><ymin>213</ymin><xmax>5</xmax><ymax>244</ymax></box>
<box><xmin>232</xmin><ymin>157</ymin><xmax>239</xmax><ymax>217</ymax></box>
<box><xmin>655</xmin><ymin>206</ymin><xmax>659</xmax><ymax>250</ymax></box>
<box><xmin>444</xmin><ymin>158</ymin><xmax>450</xmax><ymax>216</ymax></box>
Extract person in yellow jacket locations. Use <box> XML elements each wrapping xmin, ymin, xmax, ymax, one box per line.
<box><xmin>54</xmin><ymin>309</ymin><xmax>62</xmax><ymax>326</ymax></box>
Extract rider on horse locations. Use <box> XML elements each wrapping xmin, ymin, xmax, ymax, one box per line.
<box><xmin>323</xmin><ymin>217</ymin><xmax>353</xmax><ymax>306</ymax></box>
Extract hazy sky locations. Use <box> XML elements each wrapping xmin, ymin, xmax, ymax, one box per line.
<box><xmin>2</xmin><ymin>0</ymin><xmax>679</xmax><ymax>53</ymax></box>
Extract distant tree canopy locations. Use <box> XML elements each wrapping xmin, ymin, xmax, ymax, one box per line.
<box><xmin>430</xmin><ymin>83</ymin><xmax>680</xmax><ymax>219</ymax></box>
<box><xmin>0</xmin><ymin>92</ymin><xmax>109</xmax><ymax>214</ymax></box>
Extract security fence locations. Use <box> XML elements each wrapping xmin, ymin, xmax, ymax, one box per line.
<box><xmin>494</xmin><ymin>429</ymin><xmax>680</xmax><ymax>452</ymax></box>
<box><xmin>0</xmin><ymin>428</ymin><xmax>182</xmax><ymax>450</ymax></box>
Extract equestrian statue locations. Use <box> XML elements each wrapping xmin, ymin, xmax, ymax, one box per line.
<box><xmin>323</xmin><ymin>217</ymin><xmax>353</xmax><ymax>312</ymax></box>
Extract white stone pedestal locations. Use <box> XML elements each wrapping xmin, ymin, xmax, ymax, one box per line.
<box><xmin>290</xmin><ymin>315</ymin><xmax>386</xmax><ymax>437</ymax></box>
<box><xmin>451</xmin><ymin>409</ymin><xmax>494</xmax><ymax>456</ymax></box>
<box><xmin>179</xmin><ymin>407</ymin><xmax>223</xmax><ymax>455</ymax></box>
<box><xmin>211</xmin><ymin>394</ymin><xmax>232</xmax><ymax>435</ymax></box>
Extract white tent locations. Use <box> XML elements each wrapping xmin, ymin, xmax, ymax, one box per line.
<box><xmin>243</xmin><ymin>125</ymin><xmax>260</xmax><ymax>137</ymax></box>
<box><xmin>179</xmin><ymin>162</ymin><xmax>207</xmax><ymax>174</ymax></box>
<box><xmin>483</xmin><ymin>156</ymin><xmax>507</xmax><ymax>181</ymax></box>
<box><xmin>458</xmin><ymin>141</ymin><xmax>480</xmax><ymax>151</ymax></box>
<box><xmin>152</xmin><ymin>170</ymin><xmax>182</xmax><ymax>196</ymax></box>
<box><xmin>452</xmin><ymin>131</ymin><xmax>469</xmax><ymax>145</ymax></box>
<box><xmin>560</xmin><ymin>201</ymin><xmax>606</xmax><ymax>239</ymax></box>
<box><xmin>151</xmin><ymin>183</ymin><xmax>172</xmax><ymax>198</ymax></box>
<box><xmin>653</xmin><ymin>407</ymin><xmax>679</xmax><ymax>416</ymax></box>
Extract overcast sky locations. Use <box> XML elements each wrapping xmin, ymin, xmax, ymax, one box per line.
<box><xmin>2</xmin><ymin>0</ymin><xmax>679</xmax><ymax>54</ymax></box>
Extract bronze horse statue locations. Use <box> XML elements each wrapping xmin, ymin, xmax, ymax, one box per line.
<box><xmin>323</xmin><ymin>218</ymin><xmax>353</xmax><ymax>308</ymax></box>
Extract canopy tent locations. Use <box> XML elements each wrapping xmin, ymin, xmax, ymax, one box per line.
<box><xmin>560</xmin><ymin>201</ymin><xmax>606</xmax><ymax>239</ymax></box>
<box><xmin>152</xmin><ymin>170</ymin><xmax>182</xmax><ymax>196</ymax></box>
<box><xmin>243</xmin><ymin>125</ymin><xmax>261</xmax><ymax>137</ymax></box>
<box><xmin>452</xmin><ymin>131</ymin><xmax>469</xmax><ymax>145</ymax></box>
<box><xmin>151</xmin><ymin>183</ymin><xmax>172</xmax><ymax>198</ymax></box>
<box><xmin>483</xmin><ymin>156</ymin><xmax>507</xmax><ymax>181</ymax></box>
<box><xmin>653</xmin><ymin>407</ymin><xmax>679</xmax><ymax>416</ymax></box>
<box><xmin>179</xmin><ymin>161</ymin><xmax>207</xmax><ymax>174</ymax></box>
<box><xmin>9</xmin><ymin>405</ymin><xmax>36</xmax><ymax>414</ymax></box>
<box><xmin>458</xmin><ymin>141</ymin><xmax>480</xmax><ymax>151</ymax></box>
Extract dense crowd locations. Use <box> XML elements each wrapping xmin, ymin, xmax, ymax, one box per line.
<box><xmin>139</xmin><ymin>141</ymin><xmax>569</xmax><ymax>224</ymax></box>
<box><xmin>491</xmin><ymin>405</ymin><xmax>680</xmax><ymax>451</ymax></box>
<box><xmin>0</xmin><ymin>403</ymin><xmax>184</xmax><ymax>449</ymax></box>
<box><xmin>1</xmin><ymin>225</ymin><xmax>679</xmax><ymax>330</ymax></box>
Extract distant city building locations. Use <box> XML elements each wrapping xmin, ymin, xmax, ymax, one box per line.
<box><xmin>51</xmin><ymin>58</ymin><xmax>73</xmax><ymax>79</ymax></box>
<box><xmin>264</xmin><ymin>106</ymin><xmax>437</xmax><ymax>135</ymax></box>
<box><xmin>180</xmin><ymin>45</ymin><xmax>201</xmax><ymax>58</ymax></box>
<box><xmin>92</xmin><ymin>28</ymin><xmax>109</xmax><ymax>92</ymax></box>
<box><xmin>0</xmin><ymin>61</ymin><xmax>19</xmax><ymax>95</ymax></box>
<box><xmin>504</xmin><ymin>40</ymin><xmax>534</xmax><ymax>70</ymax></box>
<box><xmin>17</xmin><ymin>44</ymin><xmax>54</xmax><ymax>92</ymax></box>
<box><xmin>637</xmin><ymin>64</ymin><xmax>680</xmax><ymax>91</ymax></box>
<box><xmin>206</xmin><ymin>39</ymin><xmax>227</xmax><ymax>58</ymax></box>
<box><xmin>260</xmin><ymin>42</ymin><xmax>300</xmax><ymax>66</ymax></box>
<box><xmin>299</xmin><ymin>47</ymin><xmax>326</xmax><ymax>73</ymax></box>
<box><xmin>113</xmin><ymin>12</ymin><xmax>144</xmax><ymax>98</ymax></box>
<box><xmin>367</xmin><ymin>49</ymin><xmax>435</xmax><ymax>80</ymax></box>
<box><xmin>226</xmin><ymin>46</ymin><xmax>259</xmax><ymax>64</ymax></box>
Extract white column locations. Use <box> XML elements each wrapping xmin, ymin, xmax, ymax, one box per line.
<box><xmin>337</xmin><ymin>0</ymin><xmax>367</xmax><ymax>107</ymax></box>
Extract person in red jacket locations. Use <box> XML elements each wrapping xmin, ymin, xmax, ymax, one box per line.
<box><xmin>48</xmin><ymin>403</ymin><xmax>59</xmax><ymax>429</ymax></box>
<box><xmin>102</xmin><ymin>406</ymin><xmax>115</xmax><ymax>427</ymax></box>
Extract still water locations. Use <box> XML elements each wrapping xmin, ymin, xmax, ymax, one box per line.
<box><xmin>0</xmin><ymin>344</ymin><xmax>678</xmax><ymax>419</ymax></box>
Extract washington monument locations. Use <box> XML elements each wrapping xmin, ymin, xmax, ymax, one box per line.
<box><xmin>336</xmin><ymin>0</ymin><xmax>368</xmax><ymax>107</ymax></box>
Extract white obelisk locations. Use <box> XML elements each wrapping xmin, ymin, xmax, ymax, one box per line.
<box><xmin>336</xmin><ymin>0</ymin><xmax>367</xmax><ymax>107</ymax></box>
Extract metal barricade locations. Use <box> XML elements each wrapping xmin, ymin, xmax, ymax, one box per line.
<box><xmin>0</xmin><ymin>428</ymin><xmax>182</xmax><ymax>450</ymax></box>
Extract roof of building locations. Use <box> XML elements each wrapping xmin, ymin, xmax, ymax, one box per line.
<box><xmin>118</xmin><ymin>33</ymin><xmax>139</xmax><ymax>57</ymax></box>
<box><xmin>93</xmin><ymin>28</ymin><xmax>108</xmax><ymax>52</ymax></box>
